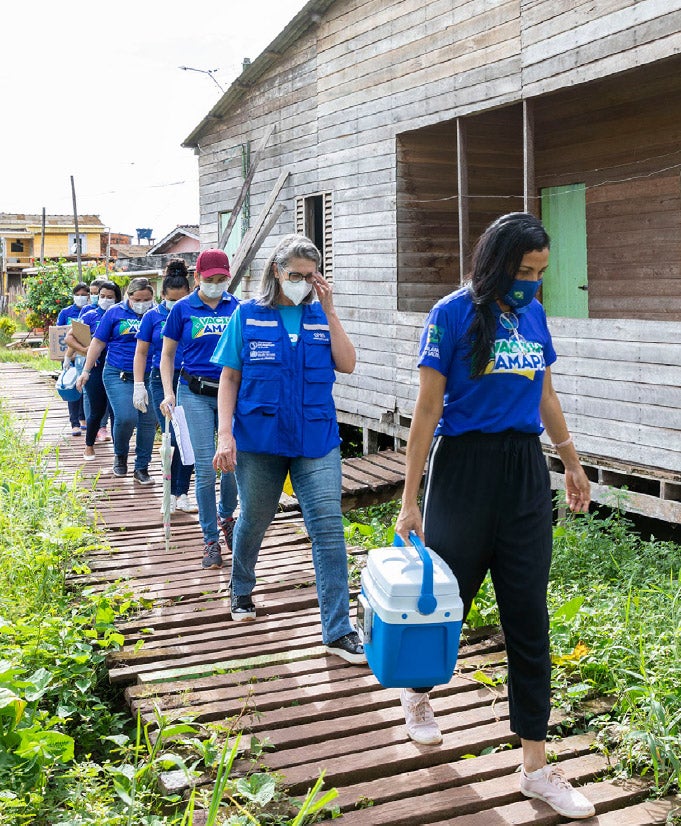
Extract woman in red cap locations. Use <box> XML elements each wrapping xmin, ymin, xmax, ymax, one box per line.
<box><xmin>160</xmin><ymin>249</ymin><xmax>239</xmax><ymax>569</ymax></box>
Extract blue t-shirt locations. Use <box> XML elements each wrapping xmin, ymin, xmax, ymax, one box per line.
<box><xmin>211</xmin><ymin>303</ymin><xmax>304</xmax><ymax>371</ymax></box>
<box><xmin>136</xmin><ymin>303</ymin><xmax>184</xmax><ymax>370</ymax></box>
<box><xmin>94</xmin><ymin>300</ymin><xmax>153</xmax><ymax>372</ymax></box>
<box><xmin>418</xmin><ymin>287</ymin><xmax>556</xmax><ymax>436</ymax></box>
<box><xmin>163</xmin><ymin>289</ymin><xmax>239</xmax><ymax>382</ymax></box>
<box><xmin>56</xmin><ymin>303</ymin><xmax>84</xmax><ymax>326</ymax></box>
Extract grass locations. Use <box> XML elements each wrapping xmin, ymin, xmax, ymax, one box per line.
<box><xmin>0</xmin><ymin>345</ymin><xmax>57</xmax><ymax>373</ymax></box>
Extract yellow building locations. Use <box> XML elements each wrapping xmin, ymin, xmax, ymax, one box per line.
<box><xmin>0</xmin><ymin>212</ymin><xmax>107</xmax><ymax>297</ymax></box>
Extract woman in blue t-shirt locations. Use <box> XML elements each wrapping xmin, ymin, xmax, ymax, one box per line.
<box><xmin>159</xmin><ymin>249</ymin><xmax>239</xmax><ymax>569</ymax></box>
<box><xmin>66</xmin><ymin>280</ymin><xmax>120</xmax><ymax>460</ymax></box>
<box><xmin>133</xmin><ymin>259</ymin><xmax>195</xmax><ymax>513</ymax></box>
<box><xmin>395</xmin><ymin>213</ymin><xmax>594</xmax><ymax>820</ymax></box>
<box><xmin>56</xmin><ymin>281</ymin><xmax>90</xmax><ymax>435</ymax></box>
<box><xmin>77</xmin><ymin>276</ymin><xmax>157</xmax><ymax>484</ymax></box>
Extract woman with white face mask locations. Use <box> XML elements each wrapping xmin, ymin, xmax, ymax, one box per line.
<box><xmin>56</xmin><ymin>281</ymin><xmax>90</xmax><ymax>435</ymax></box>
<box><xmin>211</xmin><ymin>234</ymin><xmax>364</xmax><ymax>665</ymax></box>
<box><xmin>67</xmin><ymin>281</ymin><xmax>120</xmax><ymax>461</ymax></box>
<box><xmin>77</xmin><ymin>277</ymin><xmax>157</xmax><ymax>483</ymax></box>
<box><xmin>159</xmin><ymin>250</ymin><xmax>239</xmax><ymax>570</ymax></box>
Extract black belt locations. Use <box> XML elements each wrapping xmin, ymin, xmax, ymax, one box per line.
<box><xmin>180</xmin><ymin>368</ymin><xmax>220</xmax><ymax>397</ymax></box>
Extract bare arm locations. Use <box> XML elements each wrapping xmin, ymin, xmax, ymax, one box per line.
<box><xmin>313</xmin><ymin>273</ymin><xmax>356</xmax><ymax>374</ymax></box>
<box><xmin>395</xmin><ymin>366</ymin><xmax>446</xmax><ymax>543</ymax></box>
<box><xmin>75</xmin><ymin>338</ymin><xmax>106</xmax><ymax>390</ymax></box>
<box><xmin>213</xmin><ymin>366</ymin><xmax>242</xmax><ymax>472</ymax></box>
<box><xmin>540</xmin><ymin>366</ymin><xmax>591</xmax><ymax>513</ymax></box>
<box><xmin>159</xmin><ymin>337</ymin><xmax>179</xmax><ymax>416</ymax></box>
<box><xmin>133</xmin><ymin>339</ymin><xmax>150</xmax><ymax>383</ymax></box>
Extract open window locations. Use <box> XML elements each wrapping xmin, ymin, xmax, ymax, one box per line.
<box><xmin>295</xmin><ymin>192</ymin><xmax>333</xmax><ymax>280</ymax></box>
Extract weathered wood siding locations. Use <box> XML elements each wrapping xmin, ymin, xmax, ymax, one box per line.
<box><xmin>191</xmin><ymin>0</ymin><xmax>681</xmax><ymax>478</ymax></box>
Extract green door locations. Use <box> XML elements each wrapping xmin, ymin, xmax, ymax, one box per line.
<box><xmin>540</xmin><ymin>184</ymin><xmax>589</xmax><ymax>318</ymax></box>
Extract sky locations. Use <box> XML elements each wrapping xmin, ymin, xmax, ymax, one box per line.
<box><xmin>0</xmin><ymin>0</ymin><xmax>305</xmax><ymax>241</ymax></box>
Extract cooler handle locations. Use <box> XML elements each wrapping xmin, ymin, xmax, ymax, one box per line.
<box><xmin>393</xmin><ymin>531</ymin><xmax>438</xmax><ymax>615</ymax></box>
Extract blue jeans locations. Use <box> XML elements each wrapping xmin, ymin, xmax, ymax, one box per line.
<box><xmin>102</xmin><ymin>362</ymin><xmax>157</xmax><ymax>471</ymax></box>
<box><xmin>177</xmin><ymin>383</ymin><xmax>237</xmax><ymax>544</ymax></box>
<box><xmin>149</xmin><ymin>368</ymin><xmax>193</xmax><ymax>497</ymax></box>
<box><xmin>232</xmin><ymin>447</ymin><xmax>353</xmax><ymax>644</ymax></box>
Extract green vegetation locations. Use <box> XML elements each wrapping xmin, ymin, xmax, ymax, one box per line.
<box><xmin>0</xmin><ymin>402</ymin><xmax>337</xmax><ymax>824</ymax></box>
<box><xmin>0</xmin><ymin>348</ymin><xmax>57</xmax><ymax>372</ymax></box>
<box><xmin>345</xmin><ymin>498</ymin><xmax>681</xmax><ymax>796</ymax></box>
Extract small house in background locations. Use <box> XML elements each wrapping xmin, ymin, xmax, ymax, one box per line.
<box><xmin>0</xmin><ymin>212</ymin><xmax>108</xmax><ymax>294</ymax></box>
<box><xmin>184</xmin><ymin>0</ymin><xmax>681</xmax><ymax>523</ymax></box>
<box><xmin>148</xmin><ymin>225</ymin><xmax>200</xmax><ymax>256</ymax></box>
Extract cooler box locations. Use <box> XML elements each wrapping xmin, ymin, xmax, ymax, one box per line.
<box><xmin>357</xmin><ymin>532</ymin><xmax>463</xmax><ymax>688</ymax></box>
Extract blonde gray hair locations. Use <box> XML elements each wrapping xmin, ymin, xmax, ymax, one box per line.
<box><xmin>257</xmin><ymin>234</ymin><xmax>321</xmax><ymax>307</ymax></box>
<box><xmin>127</xmin><ymin>276</ymin><xmax>154</xmax><ymax>298</ymax></box>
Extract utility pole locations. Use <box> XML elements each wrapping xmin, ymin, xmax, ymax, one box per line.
<box><xmin>40</xmin><ymin>207</ymin><xmax>45</xmax><ymax>266</ymax></box>
<box><xmin>70</xmin><ymin>175</ymin><xmax>82</xmax><ymax>279</ymax></box>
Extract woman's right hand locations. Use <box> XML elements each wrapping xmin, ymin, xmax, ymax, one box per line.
<box><xmin>213</xmin><ymin>433</ymin><xmax>237</xmax><ymax>473</ymax></box>
<box><xmin>159</xmin><ymin>394</ymin><xmax>176</xmax><ymax>417</ymax></box>
<box><xmin>395</xmin><ymin>501</ymin><xmax>425</xmax><ymax>545</ymax></box>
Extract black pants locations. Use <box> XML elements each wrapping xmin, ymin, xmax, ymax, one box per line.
<box><xmin>422</xmin><ymin>431</ymin><xmax>553</xmax><ymax>741</ymax></box>
<box><xmin>83</xmin><ymin>362</ymin><xmax>114</xmax><ymax>447</ymax></box>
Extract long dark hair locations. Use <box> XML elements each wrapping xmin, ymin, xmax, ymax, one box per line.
<box><xmin>467</xmin><ymin>213</ymin><xmax>550</xmax><ymax>377</ymax></box>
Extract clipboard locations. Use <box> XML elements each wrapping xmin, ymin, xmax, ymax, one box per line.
<box><xmin>70</xmin><ymin>319</ymin><xmax>92</xmax><ymax>348</ymax></box>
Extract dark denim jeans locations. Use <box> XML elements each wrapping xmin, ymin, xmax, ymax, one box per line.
<box><xmin>149</xmin><ymin>368</ymin><xmax>193</xmax><ymax>497</ymax></box>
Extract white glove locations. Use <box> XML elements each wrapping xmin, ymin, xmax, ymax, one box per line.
<box><xmin>132</xmin><ymin>382</ymin><xmax>148</xmax><ymax>413</ymax></box>
<box><xmin>62</xmin><ymin>355</ymin><xmax>72</xmax><ymax>370</ymax></box>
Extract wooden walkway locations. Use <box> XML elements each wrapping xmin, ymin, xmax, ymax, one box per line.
<box><xmin>0</xmin><ymin>362</ymin><xmax>675</xmax><ymax>825</ymax></box>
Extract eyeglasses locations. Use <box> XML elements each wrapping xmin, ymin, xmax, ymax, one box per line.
<box><xmin>282</xmin><ymin>269</ymin><xmax>316</xmax><ymax>284</ymax></box>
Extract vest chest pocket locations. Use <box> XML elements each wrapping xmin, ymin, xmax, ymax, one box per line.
<box><xmin>240</xmin><ymin>367</ymin><xmax>281</xmax><ymax>406</ymax></box>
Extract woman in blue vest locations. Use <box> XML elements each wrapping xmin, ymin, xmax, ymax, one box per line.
<box><xmin>67</xmin><ymin>280</ymin><xmax>120</xmax><ymax>460</ymax></box>
<box><xmin>57</xmin><ymin>281</ymin><xmax>90</xmax><ymax>435</ymax></box>
<box><xmin>395</xmin><ymin>213</ymin><xmax>594</xmax><ymax>819</ymax></box>
<box><xmin>159</xmin><ymin>249</ymin><xmax>239</xmax><ymax>569</ymax></box>
<box><xmin>133</xmin><ymin>259</ymin><xmax>196</xmax><ymax>513</ymax></box>
<box><xmin>211</xmin><ymin>234</ymin><xmax>365</xmax><ymax>665</ymax></box>
<box><xmin>77</xmin><ymin>276</ymin><xmax>157</xmax><ymax>484</ymax></box>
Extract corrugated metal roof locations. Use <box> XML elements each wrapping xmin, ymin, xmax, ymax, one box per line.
<box><xmin>182</xmin><ymin>0</ymin><xmax>336</xmax><ymax>148</ymax></box>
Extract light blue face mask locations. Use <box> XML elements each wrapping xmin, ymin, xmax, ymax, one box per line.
<box><xmin>503</xmin><ymin>279</ymin><xmax>542</xmax><ymax>314</ymax></box>
<box><xmin>164</xmin><ymin>299</ymin><xmax>177</xmax><ymax>310</ymax></box>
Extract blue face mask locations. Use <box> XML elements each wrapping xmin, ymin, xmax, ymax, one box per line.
<box><xmin>90</xmin><ymin>294</ymin><xmax>99</xmax><ymax>305</ymax></box>
<box><xmin>503</xmin><ymin>279</ymin><xmax>542</xmax><ymax>313</ymax></box>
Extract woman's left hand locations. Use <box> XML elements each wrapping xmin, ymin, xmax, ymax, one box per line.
<box><xmin>564</xmin><ymin>465</ymin><xmax>591</xmax><ymax>513</ymax></box>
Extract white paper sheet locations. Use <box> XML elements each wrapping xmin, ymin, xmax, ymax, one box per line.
<box><xmin>170</xmin><ymin>405</ymin><xmax>195</xmax><ymax>465</ymax></box>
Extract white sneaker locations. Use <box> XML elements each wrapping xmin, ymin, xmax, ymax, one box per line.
<box><xmin>176</xmin><ymin>493</ymin><xmax>198</xmax><ymax>513</ymax></box>
<box><xmin>399</xmin><ymin>688</ymin><xmax>442</xmax><ymax>745</ymax></box>
<box><xmin>160</xmin><ymin>495</ymin><xmax>177</xmax><ymax>515</ymax></box>
<box><xmin>520</xmin><ymin>765</ymin><xmax>595</xmax><ymax>819</ymax></box>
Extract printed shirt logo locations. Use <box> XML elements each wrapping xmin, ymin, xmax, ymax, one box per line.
<box><xmin>119</xmin><ymin>319</ymin><xmax>141</xmax><ymax>336</ymax></box>
<box><xmin>248</xmin><ymin>340</ymin><xmax>277</xmax><ymax>361</ymax></box>
<box><xmin>190</xmin><ymin>316</ymin><xmax>229</xmax><ymax>338</ymax></box>
<box><xmin>485</xmin><ymin>337</ymin><xmax>546</xmax><ymax>380</ymax></box>
<box><xmin>427</xmin><ymin>324</ymin><xmax>443</xmax><ymax>344</ymax></box>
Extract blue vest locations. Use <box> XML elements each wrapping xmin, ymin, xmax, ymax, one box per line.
<box><xmin>235</xmin><ymin>301</ymin><xmax>340</xmax><ymax>458</ymax></box>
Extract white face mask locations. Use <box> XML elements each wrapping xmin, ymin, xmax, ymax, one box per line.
<box><xmin>130</xmin><ymin>299</ymin><xmax>153</xmax><ymax>315</ymax></box>
<box><xmin>98</xmin><ymin>297</ymin><xmax>116</xmax><ymax>311</ymax></box>
<box><xmin>200</xmin><ymin>281</ymin><xmax>226</xmax><ymax>299</ymax></box>
<box><xmin>73</xmin><ymin>295</ymin><xmax>89</xmax><ymax>308</ymax></box>
<box><xmin>281</xmin><ymin>279</ymin><xmax>312</xmax><ymax>306</ymax></box>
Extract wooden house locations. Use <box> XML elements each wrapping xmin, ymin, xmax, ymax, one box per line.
<box><xmin>183</xmin><ymin>0</ymin><xmax>681</xmax><ymax>523</ymax></box>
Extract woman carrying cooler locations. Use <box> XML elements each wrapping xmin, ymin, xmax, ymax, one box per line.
<box><xmin>77</xmin><ymin>276</ymin><xmax>157</xmax><ymax>484</ymax></box>
<box><xmin>159</xmin><ymin>249</ymin><xmax>238</xmax><ymax>569</ymax></box>
<box><xmin>133</xmin><ymin>260</ymin><xmax>196</xmax><ymax>513</ymax></box>
<box><xmin>211</xmin><ymin>234</ymin><xmax>364</xmax><ymax>664</ymax></box>
<box><xmin>57</xmin><ymin>281</ymin><xmax>90</xmax><ymax>436</ymax></box>
<box><xmin>395</xmin><ymin>213</ymin><xmax>594</xmax><ymax>819</ymax></box>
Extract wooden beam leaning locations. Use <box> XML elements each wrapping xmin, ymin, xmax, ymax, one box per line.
<box><xmin>229</xmin><ymin>203</ymin><xmax>287</xmax><ymax>292</ymax></box>
<box><xmin>228</xmin><ymin>169</ymin><xmax>290</xmax><ymax>292</ymax></box>
<box><xmin>217</xmin><ymin>123</ymin><xmax>276</xmax><ymax>250</ymax></box>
